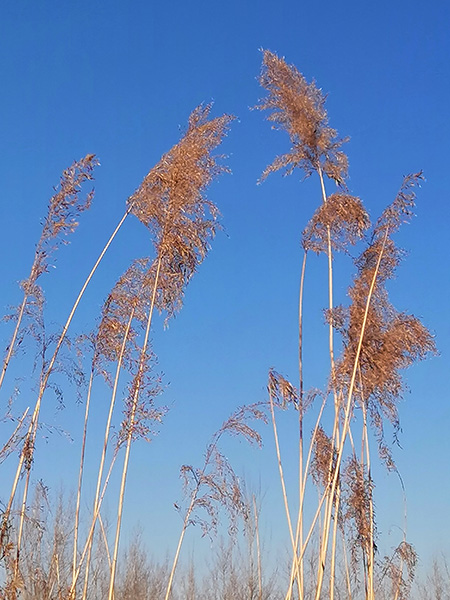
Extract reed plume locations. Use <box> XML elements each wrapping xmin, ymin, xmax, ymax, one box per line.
<box><xmin>0</xmin><ymin>156</ymin><xmax>98</xmax><ymax>577</ymax></box>
<box><xmin>0</xmin><ymin>155</ymin><xmax>98</xmax><ymax>394</ymax></box>
<box><xmin>165</xmin><ymin>403</ymin><xmax>266</xmax><ymax>600</ymax></box>
<box><xmin>256</xmin><ymin>50</ymin><xmax>348</xmax><ymax>185</ymax></box>
<box><xmin>256</xmin><ymin>50</ymin><xmax>435</xmax><ymax>600</ymax></box>
<box><xmin>106</xmin><ymin>104</ymin><xmax>234</xmax><ymax>598</ymax></box>
<box><xmin>335</xmin><ymin>173</ymin><xmax>436</xmax><ymax>466</ymax></box>
<box><xmin>67</xmin><ymin>105</ymin><xmax>234</xmax><ymax>599</ymax></box>
<box><xmin>126</xmin><ymin>104</ymin><xmax>233</xmax><ymax>319</ymax></box>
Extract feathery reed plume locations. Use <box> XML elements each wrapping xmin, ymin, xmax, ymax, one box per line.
<box><xmin>0</xmin><ymin>155</ymin><xmax>98</xmax><ymax>395</ymax></box>
<box><xmin>94</xmin><ymin>259</ymin><xmax>150</xmax><ymax>372</ymax></box>
<box><xmin>257</xmin><ymin>50</ymin><xmax>435</xmax><ymax>600</ymax></box>
<box><xmin>335</xmin><ymin>173</ymin><xmax>436</xmax><ymax>466</ymax></box>
<box><xmin>379</xmin><ymin>541</ymin><xmax>417</xmax><ymax>600</ymax></box>
<box><xmin>127</xmin><ymin>104</ymin><xmax>234</xmax><ymax>320</ymax></box>
<box><xmin>342</xmin><ymin>457</ymin><xmax>375</xmax><ymax>569</ymax></box>
<box><xmin>256</xmin><ymin>50</ymin><xmax>348</xmax><ymax>185</ymax></box>
<box><xmin>311</xmin><ymin>426</ymin><xmax>336</xmax><ymax>490</ymax></box>
<box><xmin>165</xmin><ymin>403</ymin><xmax>266</xmax><ymax>600</ymax></box>
<box><xmin>302</xmin><ymin>193</ymin><xmax>370</xmax><ymax>254</ymax></box>
<box><xmin>106</xmin><ymin>104</ymin><xmax>234</xmax><ymax>599</ymax></box>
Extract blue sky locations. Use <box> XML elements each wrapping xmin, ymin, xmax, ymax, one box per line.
<box><xmin>1</xmin><ymin>0</ymin><xmax>449</xmax><ymax>576</ymax></box>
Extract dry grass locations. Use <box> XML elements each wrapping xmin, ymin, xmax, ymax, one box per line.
<box><xmin>0</xmin><ymin>54</ymin><xmax>436</xmax><ymax>599</ymax></box>
<box><xmin>257</xmin><ymin>49</ymin><xmax>435</xmax><ymax>600</ymax></box>
<box><xmin>1</xmin><ymin>486</ymin><xmax>444</xmax><ymax>599</ymax></box>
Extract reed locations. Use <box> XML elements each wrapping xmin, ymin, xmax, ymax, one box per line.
<box><xmin>164</xmin><ymin>403</ymin><xmax>266</xmax><ymax>599</ymax></box>
<box><xmin>0</xmin><ymin>54</ymin><xmax>437</xmax><ymax>599</ymax></box>
<box><xmin>256</xmin><ymin>49</ymin><xmax>435</xmax><ymax>600</ymax></box>
<box><xmin>1</xmin><ymin>105</ymin><xmax>235</xmax><ymax>598</ymax></box>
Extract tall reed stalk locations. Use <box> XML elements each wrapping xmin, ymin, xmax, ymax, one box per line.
<box><xmin>67</xmin><ymin>104</ymin><xmax>234</xmax><ymax>599</ymax></box>
<box><xmin>0</xmin><ymin>155</ymin><xmax>98</xmax><ymax>558</ymax></box>
<box><xmin>1</xmin><ymin>204</ymin><xmax>132</xmax><ymax>561</ymax></box>
<box><xmin>256</xmin><ymin>49</ymin><xmax>435</xmax><ymax>600</ymax></box>
<box><xmin>79</xmin><ymin>304</ymin><xmax>136</xmax><ymax>600</ymax></box>
<box><xmin>0</xmin><ymin>155</ymin><xmax>98</xmax><ymax>396</ymax></box>
<box><xmin>164</xmin><ymin>404</ymin><xmax>265</xmax><ymax>600</ymax></box>
<box><xmin>100</xmin><ymin>104</ymin><xmax>234</xmax><ymax>598</ymax></box>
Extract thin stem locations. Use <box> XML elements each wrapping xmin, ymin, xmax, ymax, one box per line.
<box><xmin>361</xmin><ymin>397</ymin><xmax>374</xmax><ymax>600</ymax></box>
<box><xmin>14</xmin><ymin>457</ymin><xmax>32</xmax><ymax>582</ymax></box>
<box><xmin>69</xmin><ymin>447</ymin><xmax>120</xmax><ymax>597</ymax></box>
<box><xmin>0</xmin><ymin>406</ymin><xmax>29</xmax><ymax>464</ymax></box>
<box><xmin>253</xmin><ymin>495</ymin><xmax>263</xmax><ymax>600</ymax></box>
<box><xmin>317</xmin><ymin>168</ymin><xmax>337</xmax><ymax>389</ymax></box>
<box><xmin>314</xmin><ymin>229</ymin><xmax>390</xmax><ymax>600</ymax></box>
<box><xmin>108</xmin><ymin>255</ymin><xmax>162</xmax><ymax>600</ymax></box>
<box><xmin>98</xmin><ymin>512</ymin><xmax>112</xmax><ymax>570</ymax></box>
<box><xmin>81</xmin><ymin>308</ymin><xmax>135</xmax><ymax>600</ymax></box>
<box><xmin>72</xmin><ymin>367</ymin><xmax>95</xmax><ymax>585</ymax></box>
<box><xmin>269</xmin><ymin>391</ymin><xmax>296</xmax><ymax>560</ymax></box>
<box><xmin>329</xmin><ymin>483</ymin><xmax>341</xmax><ymax>600</ymax></box>
<box><xmin>342</xmin><ymin>528</ymin><xmax>353</xmax><ymax>599</ymax></box>
<box><xmin>298</xmin><ymin>250</ymin><xmax>307</xmax><ymax>403</ymax></box>
<box><xmin>0</xmin><ymin>294</ymin><xmax>28</xmax><ymax>393</ymax></box>
<box><xmin>2</xmin><ymin>207</ymin><xmax>131</xmax><ymax>549</ymax></box>
<box><xmin>296</xmin><ymin>250</ymin><xmax>307</xmax><ymax>600</ymax></box>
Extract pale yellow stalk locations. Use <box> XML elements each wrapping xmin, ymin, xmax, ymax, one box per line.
<box><xmin>2</xmin><ymin>207</ymin><xmax>131</xmax><ymax>550</ymax></box>
<box><xmin>0</xmin><ymin>295</ymin><xmax>28</xmax><ymax>393</ymax></box>
<box><xmin>314</xmin><ymin>229</ymin><xmax>390</xmax><ymax>600</ymax></box>
<box><xmin>72</xmin><ymin>367</ymin><xmax>95</xmax><ymax>584</ymax></box>
<box><xmin>108</xmin><ymin>257</ymin><xmax>162</xmax><ymax>600</ymax></box>
<box><xmin>69</xmin><ymin>447</ymin><xmax>119</xmax><ymax>597</ymax></box>
<box><xmin>81</xmin><ymin>308</ymin><xmax>135</xmax><ymax>600</ymax></box>
<box><xmin>296</xmin><ymin>250</ymin><xmax>307</xmax><ymax>600</ymax></box>
<box><xmin>253</xmin><ymin>495</ymin><xmax>263</xmax><ymax>600</ymax></box>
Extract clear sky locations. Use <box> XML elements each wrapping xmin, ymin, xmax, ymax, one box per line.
<box><xmin>0</xmin><ymin>0</ymin><xmax>449</xmax><ymax>576</ymax></box>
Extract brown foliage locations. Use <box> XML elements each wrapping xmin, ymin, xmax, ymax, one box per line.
<box><xmin>379</xmin><ymin>541</ymin><xmax>417</xmax><ymax>600</ymax></box>
<box><xmin>311</xmin><ymin>426</ymin><xmax>336</xmax><ymax>489</ymax></box>
<box><xmin>302</xmin><ymin>192</ymin><xmax>370</xmax><ymax>254</ymax></box>
<box><xmin>22</xmin><ymin>154</ymin><xmax>98</xmax><ymax>299</ymax></box>
<box><xmin>374</xmin><ymin>172</ymin><xmax>424</xmax><ymax>238</ymax></box>
<box><xmin>334</xmin><ymin>174</ymin><xmax>436</xmax><ymax>464</ymax></box>
<box><xmin>256</xmin><ymin>49</ymin><xmax>348</xmax><ymax>184</ymax></box>
<box><xmin>178</xmin><ymin>404</ymin><xmax>266</xmax><ymax>539</ymax></box>
<box><xmin>118</xmin><ymin>351</ymin><xmax>165</xmax><ymax>445</ymax></box>
<box><xmin>342</xmin><ymin>457</ymin><xmax>374</xmax><ymax>560</ymax></box>
<box><xmin>94</xmin><ymin>259</ymin><xmax>149</xmax><ymax>376</ymax></box>
<box><xmin>267</xmin><ymin>370</ymin><xmax>299</xmax><ymax>410</ymax></box>
<box><xmin>127</xmin><ymin>104</ymin><xmax>234</xmax><ymax>320</ymax></box>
